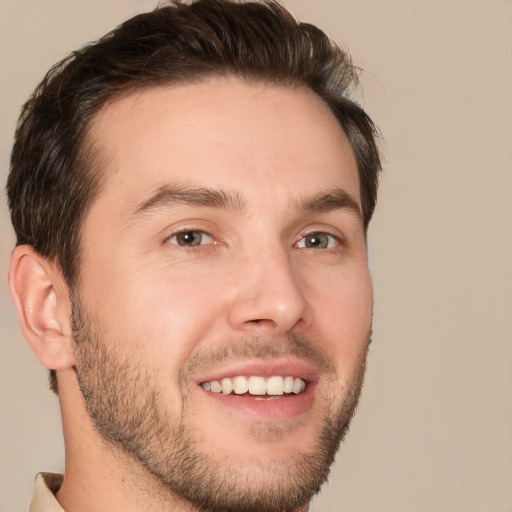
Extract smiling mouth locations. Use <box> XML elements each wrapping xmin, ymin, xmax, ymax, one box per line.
<box><xmin>200</xmin><ymin>375</ymin><xmax>307</xmax><ymax>398</ymax></box>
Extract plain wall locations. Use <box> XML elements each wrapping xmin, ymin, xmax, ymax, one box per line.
<box><xmin>1</xmin><ymin>1</ymin><xmax>511</xmax><ymax>511</ymax></box>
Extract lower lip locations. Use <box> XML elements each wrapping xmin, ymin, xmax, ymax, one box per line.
<box><xmin>199</xmin><ymin>384</ymin><xmax>316</xmax><ymax>421</ymax></box>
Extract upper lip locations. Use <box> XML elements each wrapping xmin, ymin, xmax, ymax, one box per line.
<box><xmin>195</xmin><ymin>358</ymin><xmax>320</xmax><ymax>385</ymax></box>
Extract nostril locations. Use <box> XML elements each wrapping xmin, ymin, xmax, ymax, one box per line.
<box><xmin>249</xmin><ymin>318</ymin><xmax>277</xmax><ymax>326</ymax></box>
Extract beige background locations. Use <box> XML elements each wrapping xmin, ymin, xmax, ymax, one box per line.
<box><xmin>1</xmin><ymin>1</ymin><xmax>511</xmax><ymax>511</ymax></box>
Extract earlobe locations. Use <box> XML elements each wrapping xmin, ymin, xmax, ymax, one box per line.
<box><xmin>8</xmin><ymin>245</ymin><xmax>74</xmax><ymax>371</ymax></box>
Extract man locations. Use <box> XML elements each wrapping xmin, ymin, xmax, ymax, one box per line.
<box><xmin>6</xmin><ymin>0</ymin><xmax>381</xmax><ymax>511</ymax></box>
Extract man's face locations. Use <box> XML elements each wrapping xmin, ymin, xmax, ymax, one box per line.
<box><xmin>73</xmin><ymin>78</ymin><xmax>373</xmax><ymax>512</ymax></box>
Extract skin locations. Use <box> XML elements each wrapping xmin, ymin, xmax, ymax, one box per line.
<box><xmin>10</xmin><ymin>77</ymin><xmax>373</xmax><ymax>512</ymax></box>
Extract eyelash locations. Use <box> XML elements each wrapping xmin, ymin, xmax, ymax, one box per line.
<box><xmin>166</xmin><ymin>229</ymin><xmax>214</xmax><ymax>248</ymax></box>
<box><xmin>295</xmin><ymin>231</ymin><xmax>341</xmax><ymax>249</ymax></box>
<box><xmin>165</xmin><ymin>228</ymin><xmax>342</xmax><ymax>250</ymax></box>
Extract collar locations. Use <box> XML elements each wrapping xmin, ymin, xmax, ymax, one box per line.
<box><xmin>30</xmin><ymin>473</ymin><xmax>65</xmax><ymax>512</ymax></box>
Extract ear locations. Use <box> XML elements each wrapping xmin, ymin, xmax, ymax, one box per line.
<box><xmin>8</xmin><ymin>245</ymin><xmax>74</xmax><ymax>371</ymax></box>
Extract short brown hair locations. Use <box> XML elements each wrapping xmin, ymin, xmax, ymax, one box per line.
<box><xmin>7</xmin><ymin>0</ymin><xmax>381</xmax><ymax>393</ymax></box>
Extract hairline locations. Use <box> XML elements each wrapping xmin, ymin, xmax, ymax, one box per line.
<box><xmin>70</xmin><ymin>74</ymin><xmax>364</xmax><ymax>282</ymax></box>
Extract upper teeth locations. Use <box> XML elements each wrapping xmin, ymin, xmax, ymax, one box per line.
<box><xmin>201</xmin><ymin>376</ymin><xmax>306</xmax><ymax>396</ymax></box>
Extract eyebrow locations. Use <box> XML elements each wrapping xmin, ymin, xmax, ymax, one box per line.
<box><xmin>134</xmin><ymin>184</ymin><xmax>248</xmax><ymax>215</ymax></box>
<box><xmin>133</xmin><ymin>183</ymin><xmax>361</xmax><ymax>221</ymax></box>
<box><xmin>295</xmin><ymin>189</ymin><xmax>362</xmax><ymax>219</ymax></box>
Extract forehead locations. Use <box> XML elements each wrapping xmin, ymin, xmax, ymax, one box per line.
<box><xmin>86</xmin><ymin>77</ymin><xmax>360</xmax><ymax>217</ymax></box>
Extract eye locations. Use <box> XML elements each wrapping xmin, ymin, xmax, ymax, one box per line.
<box><xmin>167</xmin><ymin>230</ymin><xmax>213</xmax><ymax>247</ymax></box>
<box><xmin>296</xmin><ymin>232</ymin><xmax>339</xmax><ymax>249</ymax></box>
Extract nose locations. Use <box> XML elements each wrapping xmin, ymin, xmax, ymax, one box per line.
<box><xmin>227</xmin><ymin>245</ymin><xmax>313</xmax><ymax>336</ymax></box>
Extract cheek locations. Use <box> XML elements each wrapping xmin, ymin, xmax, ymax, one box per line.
<box><xmin>81</xmin><ymin>258</ymin><xmax>228</xmax><ymax>366</ymax></box>
<box><xmin>309</xmin><ymin>264</ymin><xmax>373</xmax><ymax>373</ymax></box>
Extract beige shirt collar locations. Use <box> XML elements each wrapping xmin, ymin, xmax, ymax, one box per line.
<box><xmin>30</xmin><ymin>473</ymin><xmax>65</xmax><ymax>512</ymax></box>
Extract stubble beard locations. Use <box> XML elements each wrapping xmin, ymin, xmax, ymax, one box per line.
<box><xmin>72</xmin><ymin>300</ymin><xmax>369</xmax><ymax>512</ymax></box>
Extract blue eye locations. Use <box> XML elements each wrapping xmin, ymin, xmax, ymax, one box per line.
<box><xmin>167</xmin><ymin>230</ymin><xmax>213</xmax><ymax>247</ymax></box>
<box><xmin>296</xmin><ymin>232</ymin><xmax>338</xmax><ymax>249</ymax></box>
